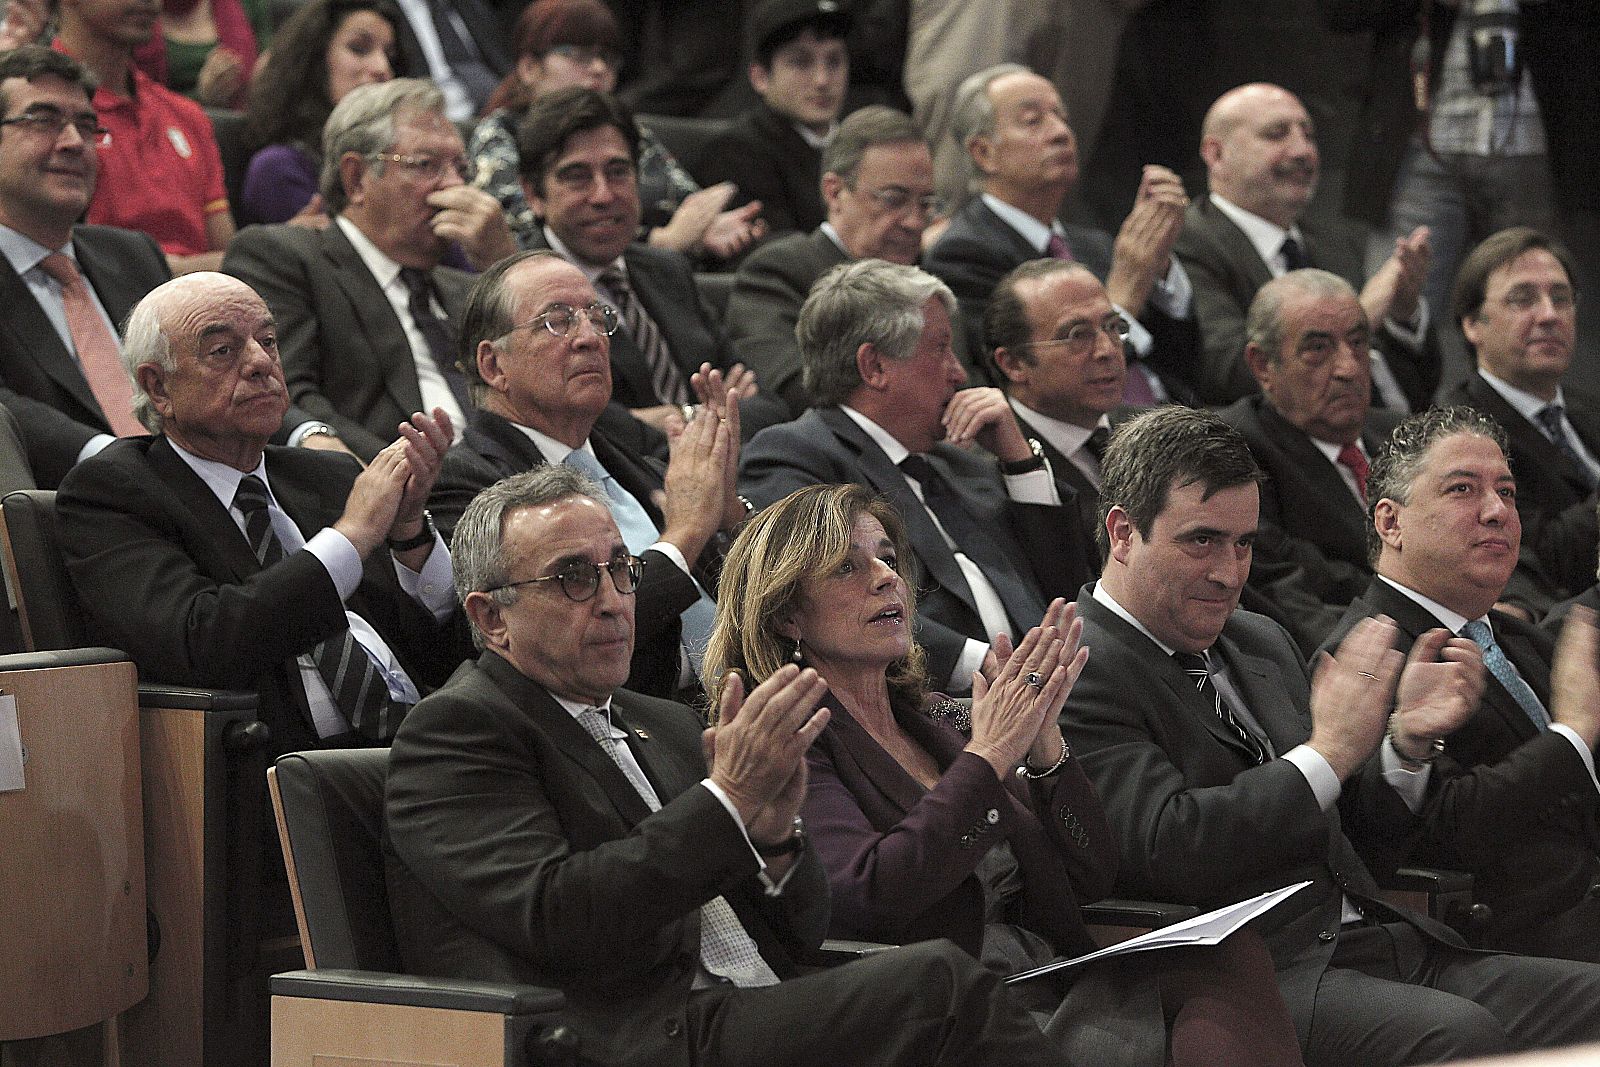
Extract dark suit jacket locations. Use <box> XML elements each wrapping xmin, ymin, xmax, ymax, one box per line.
<box><xmin>1328</xmin><ymin>580</ymin><xmax>1600</xmax><ymax>954</ymax></box>
<box><xmin>1174</xmin><ymin>195</ymin><xmax>1439</xmax><ymax>408</ymax></box>
<box><xmin>739</xmin><ymin>406</ymin><xmax>1092</xmax><ymax>685</ymax></box>
<box><xmin>54</xmin><ymin>436</ymin><xmax>465</xmax><ymax>753</ymax></box>
<box><xmin>0</xmin><ymin>225</ymin><xmax>170</xmax><ymax>487</ymax></box>
<box><xmin>222</xmin><ymin>221</ymin><xmax>475</xmax><ymax>461</ymax></box>
<box><xmin>725</xmin><ymin>227</ymin><xmax>850</xmax><ymax>418</ymax></box>
<box><xmin>696</xmin><ymin>101</ymin><xmax>825</xmax><ymax>238</ymax></box>
<box><xmin>923</xmin><ymin>196</ymin><xmax>1201</xmax><ymax>398</ymax></box>
<box><xmin>391</xmin><ymin>0</ymin><xmax>510</xmax><ymax>99</ymax></box>
<box><xmin>383</xmin><ymin>651</ymin><xmax>830</xmax><ymax>1067</ymax></box>
<box><xmin>1067</xmin><ymin>589</ymin><xmax>1457</xmax><ymax>1043</ymax></box>
<box><xmin>1007</xmin><ymin>407</ymin><xmax>1127</xmax><ymax>571</ymax></box>
<box><xmin>429</xmin><ymin>408</ymin><xmax>706</xmax><ymax>698</ymax></box>
<box><xmin>1445</xmin><ymin>374</ymin><xmax>1600</xmax><ymax>598</ymax></box>
<box><xmin>1218</xmin><ymin>396</ymin><xmax>1401</xmax><ymax>651</ymax></box>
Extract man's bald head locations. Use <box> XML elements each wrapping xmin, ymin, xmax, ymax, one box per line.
<box><xmin>1200</xmin><ymin>83</ymin><xmax>1318</xmax><ymax>229</ymax></box>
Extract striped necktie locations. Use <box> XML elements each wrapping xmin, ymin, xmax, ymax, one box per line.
<box><xmin>1172</xmin><ymin>650</ymin><xmax>1268</xmax><ymax>764</ymax></box>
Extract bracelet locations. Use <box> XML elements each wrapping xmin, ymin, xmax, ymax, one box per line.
<box><xmin>1386</xmin><ymin>711</ymin><xmax>1444</xmax><ymax>769</ymax></box>
<box><xmin>387</xmin><ymin>510</ymin><xmax>436</xmax><ymax>552</ymax></box>
<box><xmin>1016</xmin><ymin>736</ymin><xmax>1071</xmax><ymax>779</ymax></box>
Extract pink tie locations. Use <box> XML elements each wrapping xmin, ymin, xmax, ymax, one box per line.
<box><xmin>1337</xmin><ymin>442</ymin><xmax>1369</xmax><ymax>501</ymax></box>
<box><xmin>39</xmin><ymin>253</ymin><xmax>143</xmax><ymax>437</ymax></box>
<box><xmin>1045</xmin><ymin>233</ymin><xmax>1074</xmax><ymax>261</ymax></box>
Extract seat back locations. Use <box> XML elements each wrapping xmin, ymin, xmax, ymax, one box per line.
<box><xmin>269</xmin><ymin>749</ymin><xmax>400</xmax><ymax>972</ymax></box>
<box><xmin>0</xmin><ymin>489</ymin><xmax>85</xmax><ymax>652</ymax></box>
<box><xmin>636</xmin><ymin>113</ymin><xmax>733</xmax><ymax>183</ymax></box>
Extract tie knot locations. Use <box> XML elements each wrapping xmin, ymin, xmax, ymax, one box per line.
<box><xmin>1279</xmin><ymin>235</ymin><xmax>1308</xmax><ymax>271</ymax></box>
<box><xmin>1171</xmin><ymin>650</ymin><xmax>1210</xmax><ymax>676</ymax></box>
<box><xmin>596</xmin><ymin>267</ymin><xmax>628</xmax><ymax>295</ymax></box>
<box><xmin>562</xmin><ymin>447</ymin><xmax>607</xmax><ymax>481</ymax></box>
<box><xmin>574</xmin><ymin>706</ymin><xmax>613</xmax><ymax>744</ymax></box>
<box><xmin>1044</xmin><ymin>233</ymin><xmax>1072</xmax><ymax>261</ymax></box>
<box><xmin>1085</xmin><ymin>426</ymin><xmax>1111</xmax><ymax>461</ymax></box>
<box><xmin>399</xmin><ymin>267</ymin><xmax>434</xmax><ymax>301</ymax></box>
<box><xmin>38</xmin><ymin>252</ymin><xmax>81</xmax><ymax>287</ymax></box>
<box><xmin>1461</xmin><ymin>619</ymin><xmax>1494</xmax><ymax>650</ymax></box>
<box><xmin>1537</xmin><ymin>403</ymin><xmax>1566</xmax><ymax>434</ymax></box>
<box><xmin>899</xmin><ymin>453</ymin><xmax>932</xmax><ymax>482</ymax></box>
<box><xmin>234</xmin><ymin>474</ymin><xmax>272</xmax><ymax>515</ymax></box>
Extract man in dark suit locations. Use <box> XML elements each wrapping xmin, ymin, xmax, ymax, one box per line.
<box><xmin>516</xmin><ymin>88</ymin><xmax>781</xmax><ymax>438</ymax></box>
<box><xmin>389</xmin><ymin>0</ymin><xmax>508</xmax><ymax>120</ymax></box>
<box><xmin>740</xmin><ymin>259</ymin><xmax>1090</xmax><ymax>692</ymax></box>
<box><xmin>224</xmin><ymin>79</ymin><xmax>517</xmax><ymax>460</ymax></box>
<box><xmin>1444</xmin><ymin>228</ymin><xmax>1599</xmax><ymax>600</ymax></box>
<box><xmin>696</xmin><ymin>0</ymin><xmax>852</xmax><ymax>238</ymax></box>
<box><xmin>1326</xmin><ymin>407</ymin><xmax>1600</xmax><ymax>962</ymax></box>
<box><xmin>1217</xmin><ymin>269</ymin><xmax>1401</xmax><ymax>652</ymax></box>
<box><xmin>1177</xmin><ymin>82</ymin><xmax>1438</xmax><ymax>409</ymax></box>
<box><xmin>1066</xmin><ymin>403</ymin><xmax>1600</xmax><ymax>1066</ymax></box>
<box><xmin>923</xmin><ymin>63</ymin><xmax>1198</xmax><ymax>400</ymax></box>
<box><xmin>725</xmin><ymin>105</ymin><xmax>936</xmax><ymax>417</ymax></box>
<box><xmin>384</xmin><ymin>464</ymin><xmax>1067</xmax><ymax>1067</ymax></box>
<box><xmin>431</xmin><ymin>251</ymin><xmax>747</xmax><ymax>699</ymax></box>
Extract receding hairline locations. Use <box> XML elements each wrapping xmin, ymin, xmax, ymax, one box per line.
<box><xmin>1201</xmin><ymin>82</ymin><xmax>1302</xmax><ymax>142</ymax></box>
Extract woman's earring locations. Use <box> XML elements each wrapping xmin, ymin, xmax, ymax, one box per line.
<box><xmin>791</xmin><ymin>637</ymin><xmax>805</xmax><ymax>665</ymax></box>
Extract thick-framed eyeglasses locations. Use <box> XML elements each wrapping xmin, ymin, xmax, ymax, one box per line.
<box><xmin>370</xmin><ymin>152</ymin><xmax>475</xmax><ymax>183</ymax></box>
<box><xmin>866</xmin><ymin>186</ymin><xmax>944</xmax><ymax>218</ymax></box>
<box><xmin>1019</xmin><ymin>313</ymin><xmax>1131</xmax><ymax>356</ymax></box>
<box><xmin>504</xmin><ymin>302</ymin><xmax>620</xmax><ymax>340</ymax></box>
<box><xmin>488</xmin><ymin>555</ymin><xmax>644</xmax><ymax>603</ymax></box>
<box><xmin>0</xmin><ymin>108</ymin><xmax>110</xmax><ymax>146</ymax></box>
<box><xmin>547</xmin><ymin>43</ymin><xmax>623</xmax><ymax>70</ymax></box>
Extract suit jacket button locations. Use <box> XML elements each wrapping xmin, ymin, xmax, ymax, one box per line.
<box><xmin>985</xmin><ymin>808</ymin><xmax>1000</xmax><ymax>824</ymax></box>
<box><xmin>665</xmin><ymin>1018</ymin><xmax>684</xmax><ymax>1039</ymax></box>
<box><xmin>1318</xmin><ymin>930</ymin><xmax>1336</xmax><ymax>943</ymax></box>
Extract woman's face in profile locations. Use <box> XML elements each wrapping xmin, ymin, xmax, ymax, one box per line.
<box><xmin>784</xmin><ymin>512</ymin><xmax>911</xmax><ymax>674</ymax></box>
<box><xmin>326</xmin><ymin>9</ymin><xmax>396</xmax><ymax>104</ymax></box>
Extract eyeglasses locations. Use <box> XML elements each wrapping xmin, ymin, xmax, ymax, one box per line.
<box><xmin>1019</xmin><ymin>313</ymin><xmax>1131</xmax><ymax>355</ymax></box>
<box><xmin>547</xmin><ymin>43</ymin><xmax>623</xmax><ymax>70</ymax></box>
<box><xmin>866</xmin><ymin>186</ymin><xmax>944</xmax><ymax>218</ymax></box>
<box><xmin>488</xmin><ymin>555</ymin><xmax>644</xmax><ymax>603</ymax></box>
<box><xmin>1499</xmin><ymin>285</ymin><xmax>1578</xmax><ymax>313</ymax></box>
<box><xmin>0</xmin><ymin>108</ymin><xmax>109</xmax><ymax>146</ymax></box>
<box><xmin>550</xmin><ymin>159</ymin><xmax>637</xmax><ymax>193</ymax></box>
<box><xmin>505</xmin><ymin>302</ymin><xmax>620</xmax><ymax>339</ymax></box>
<box><xmin>370</xmin><ymin>152</ymin><xmax>475</xmax><ymax>183</ymax></box>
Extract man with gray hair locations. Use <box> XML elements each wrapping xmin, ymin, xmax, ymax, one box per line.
<box><xmin>924</xmin><ymin>62</ymin><xmax>1197</xmax><ymax>403</ymax></box>
<box><xmin>726</xmin><ymin>105</ymin><xmax>943</xmax><ymax>417</ymax></box>
<box><xmin>739</xmin><ymin>258</ymin><xmax>1089</xmax><ymax>691</ymax></box>
<box><xmin>386</xmin><ymin>463</ymin><xmax>1065</xmax><ymax>1067</ymax></box>
<box><xmin>223</xmin><ymin>78</ymin><xmax>517</xmax><ymax>459</ymax></box>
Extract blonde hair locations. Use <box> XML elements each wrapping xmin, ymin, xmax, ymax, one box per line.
<box><xmin>702</xmin><ymin>484</ymin><xmax>928</xmax><ymax>716</ymax></box>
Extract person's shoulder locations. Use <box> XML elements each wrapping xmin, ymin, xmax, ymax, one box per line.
<box><xmin>736</xmin><ymin>230</ymin><xmax>815</xmax><ymax>273</ymax></box>
<box><xmin>1214</xmin><ymin>394</ymin><xmax>1265</xmax><ymax>434</ymax></box>
<box><xmin>264</xmin><ymin>442</ymin><xmax>363</xmax><ymax>482</ymax></box>
<box><xmin>227</xmin><ymin>220</ymin><xmax>322</xmax><ymax>256</ymax></box>
<box><xmin>623</xmin><ymin>240</ymin><xmax>694</xmax><ymax>278</ymax></box>
<box><xmin>1222</xmin><ymin>606</ymin><xmax>1303</xmax><ymax>659</ymax></box>
<box><xmin>60</xmin><ymin>435</ymin><xmax>158</xmax><ymax>484</ymax></box>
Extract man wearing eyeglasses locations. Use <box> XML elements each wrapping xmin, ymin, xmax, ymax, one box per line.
<box><xmin>224</xmin><ymin>78</ymin><xmax>518</xmax><ymax>460</ymax></box>
<box><xmin>1443</xmin><ymin>228</ymin><xmax>1598</xmax><ymax>605</ymax></box>
<box><xmin>726</xmin><ymin>106</ymin><xmax>943</xmax><ymax>419</ymax></box>
<box><xmin>431</xmin><ymin>251</ymin><xmax>748</xmax><ymax>699</ymax></box>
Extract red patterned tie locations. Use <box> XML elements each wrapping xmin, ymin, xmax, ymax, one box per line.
<box><xmin>1337</xmin><ymin>442</ymin><xmax>1369</xmax><ymax>501</ymax></box>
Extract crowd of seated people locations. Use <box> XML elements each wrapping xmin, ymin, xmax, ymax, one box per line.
<box><xmin>6</xmin><ymin>0</ymin><xmax>1600</xmax><ymax>1063</ymax></box>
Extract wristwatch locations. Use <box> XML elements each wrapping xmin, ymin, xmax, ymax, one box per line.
<box><xmin>387</xmin><ymin>510</ymin><xmax>437</xmax><ymax>552</ymax></box>
<box><xmin>754</xmin><ymin>817</ymin><xmax>807</xmax><ymax>857</ymax></box>
<box><xmin>1386</xmin><ymin>711</ymin><xmax>1444</xmax><ymax>770</ymax></box>
<box><xmin>997</xmin><ymin>437</ymin><xmax>1046</xmax><ymax>475</ymax></box>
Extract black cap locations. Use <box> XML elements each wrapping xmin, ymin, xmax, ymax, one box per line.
<box><xmin>746</xmin><ymin>0</ymin><xmax>852</xmax><ymax>58</ymax></box>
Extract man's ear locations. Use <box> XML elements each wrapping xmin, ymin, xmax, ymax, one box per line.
<box><xmin>748</xmin><ymin>61</ymin><xmax>771</xmax><ymax>97</ymax></box>
<box><xmin>137</xmin><ymin>363</ymin><xmax>171</xmax><ymax>422</ymax></box>
<box><xmin>1105</xmin><ymin>505</ymin><xmax>1136</xmax><ymax>565</ymax></box>
<box><xmin>821</xmin><ymin>171</ymin><xmax>846</xmax><ymax>214</ymax></box>
<box><xmin>856</xmin><ymin>342</ymin><xmax>889</xmax><ymax>389</ymax></box>
<box><xmin>1243</xmin><ymin>342</ymin><xmax>1274</xmax><ymax>391</ymax></box>
<box><xmin>1199</xmin><ymin>135</ymin><xmax>1223</xmax><ymax>172</ymax></box>
<box><xmin>464</xmin><ymin>591</ymin><xmax>507</xmax><ymax>651</ymax></box>
<box><xmin>968</xmin><ymin>133</ymin><xmax>996</xmax><ymax>178</ymax></box>
<box><xmin>338</xmin><ymin>152</ymin><xmax>369</xmax><ymax>207</ymax></box>
<box><xmin>1373</xmin><ymin>498</ymin><xmax>1403</xmax><ymax>553</ymax></box>
<box><xmin>477</xmin><ymin>339</ymin><xmax>508</xmax><ymax>394</ymax></box>
<box><xmin>521</xmin><ymin>176</ymin><xmax>546</xmax><ymax>221</ymax></box>
<box><xmin>1459</xmin><ymin>312</ymin><xmax>1482</xmax><ymax>353</ymax></box>
<box><xmin>992</xmin><ymin>345</ymin><xmax>1028</xmax><ymax>386</ymax></box>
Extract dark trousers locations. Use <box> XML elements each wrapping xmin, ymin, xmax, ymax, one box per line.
<box><xmin>1306</xmin><ymin>921</ymin><xmax>1600</xmax><ymax>1066</ymax></box>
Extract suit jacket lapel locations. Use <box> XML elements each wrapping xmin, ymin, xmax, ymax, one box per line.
<box><xmin>1211</xmin><ymin>638</ymin><xmax>1296</xmax><ymax>759</ymax></box>
<box><xmin>0</xmin><ymin>252</ymin><xmax>104</xmax><ymax>419</ymax></box>
<box><xmin>320</xmin><ymin>223</ymin><xmax>426</xmax><ymax>415</ymax></box>
<box><xmin>1199</xmin><ymin>198</ymin><xmax>1274</xmax><ymax>293</ymax></box>
<box><xmin>971</xmin><ymin>199</ymin><xmax>1044</xmax><ymax>263</ymax></box>
<box><xmin>148</xmin><ymin>437</ymin><xmax>264</xmax><ymax>582</ymax></box>
<box><xmin>1260</xmin><ymin>402</ymin><xmax>1368</xmax><ymax>555</ymax></box>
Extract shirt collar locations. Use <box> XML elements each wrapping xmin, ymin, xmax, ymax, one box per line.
<box><xmin>542</xmin><ymin>225</ymin><xmax>624</xmax><ymax>282</ymax></box>
<box><xmin>1208</xmin><ymin>193</ymin><xmax>1302</xmax><ymax>274</ymax></box>
<box><xmin>336</xmin><ymin>214</ymin><xmax>404</xmax><ymax>291</ymax></box>
<box><xmin>981</xmin><ymin>192</ymin><xmax>1061</xmax><ymax>255</ymax></box>
<box><xmin>1376</xmin><ymin>574</ymin><xmax>1481</xmax><ymax>635</ymax></box>
<box><xmin>0</xmin><ymin>223</ymin><xmax>68</xmax><ymax>278</ymax></box>
<box><xmin>839</xmin><ymin>404</ymin><xmax>911</xmax><ymax>464</ymax></box>
<box><xmin>167</xmin><ymin>437</ymin><xmax>273</xmax><ymax>513</ymax></box>
<box><xmin>819</xmin><ymin>221</ymin><xmax>850</xmax><ymax>257</ymax></box>
<box><xmin>1008</xmin><ymin>397</ymin><xmax>1105</xmax><ymax>456</ymax></box>
<box><xmin>552</xmin><ymin>691</ymin><xmax>618</xmax><ymax>733</ymax></box>
<box><xmin>1090</xmin><ymin>580</ymin><xmax>1179</xmax><ymax>657</ymax></box>
<box><xmin>794</xmin><ymin>119</ymin><xmax>837</xmax><ymax>150</ymax></box>
<box><xmin>1476</xmin><ymin>368</ymin><xmax>1567</xmax><ymax>423</ymax></box>
<box><xmin>506</xmin><ymin>419</ymin><xmax>602</xmax><ymax>469</ymax></box>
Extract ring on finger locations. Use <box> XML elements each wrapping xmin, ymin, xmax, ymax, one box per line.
<box><xmin>1357</xmin><ymin>671</ymin><xmax>1377</xmax><ymax>680</ymax></box>
<box><xmin>1024</xmin><ymin>671</ymin><xmax>1044</xmax><ymax>689</ymax></box>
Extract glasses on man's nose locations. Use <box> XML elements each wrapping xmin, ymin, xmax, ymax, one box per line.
<box><xmin>1017</xmin><ymin>314</ymin><xmax>1132</xmax><ymax>357</ymax></box>
<box><xmin>487</xmin><ymin>555</ymin><xmax>644</xmax><ymax>603</ymax></box>
<box><xmin>504</xmin><ymin>302</ymin><xmax>621</xmax><ymax>340</ymax></box>
<box><xmin>0</xmin><ymin>108</ymin><xmax>110</xmax><ymax>147</ymax></box>
<box><xmin>370</xmin><ymin>152</ymin><xmax>475</xmax><ymax>183</ymax></box>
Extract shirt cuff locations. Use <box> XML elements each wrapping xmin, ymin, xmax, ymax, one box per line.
<box><xmin>1384</xmin><ymin>299</ymin><xmax>1429</xmax><ymax>350</ymax></box>
<box><xmin>1550</xmin><ymin>724</ymin><xmax>1600</xmax><ymax>792</ymax></box>
<box><xmin>393</xmin><ymin>530</ymin><xmax>456</xmax><ymax>620</ymax></box>
<box><xmin>700</xmin><ymin>778</ymin><xmax>798</xmax><ymax>893</ymax></box>
<box><xmin>304</xmin><ymin>526</ymin><xmax>363</xmax><ymax>600</ymax></box>
<box><xmin>1117</xmin><ymin>303</ymin><xmax>1154</xmax><ymax>357</ymax></box>
<box><xmin>287</xmin><ymin>421</ymin><xmax>335</xmax><ymax>447</ymax></box>
<box><xmin>647</xmin><ymin>540</ymin><xmax>693</xmax><ymax>578</ymax></box>
<box><xmin>1379</xmin><ymin>738</ymin><xmax>1432</xmax><ymax>813</ymax></box>
<box><xmin>77</xmin><ymin>433</ymin><xmax>117</xmax><ymax>466</ymax></box>
<box><xmin>1283</xmin><ymin>743</ymin><xmax>1343</xmax><ymax>811</ymax></box>
<box><xmin>1003</xmin><ymin>463</ymin><xmax>1060</xmax><ymax>505</ymax></box>
<box><xmin>1149</xmin><ymin>259</ymin><xmax>1193</xmax><ymax>319</ymax></box>
<box><xmin>951</xmin><ymin>639</ymin><xmax>990</xmax><ymax>692</ymax></box>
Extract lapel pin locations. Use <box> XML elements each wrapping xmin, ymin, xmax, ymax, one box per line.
<box><xmin>634</xmin><ymin>728</ymin><xmax>650</xmax><ymax>741</ymax></box>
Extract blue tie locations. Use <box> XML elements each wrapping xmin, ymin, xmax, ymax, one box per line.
<box><xmin>1461</xmin><ymin>619</ymin><xmax>1550</xmax><ymax>730</ymax></box>
<box><xmin>563</xmin><ymin>449</ymin><xmax>717</xmax><ymax>673</ymax></box>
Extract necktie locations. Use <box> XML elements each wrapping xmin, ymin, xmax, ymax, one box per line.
<box><xmin>1279</xmin><ymin>235</ymin><xmax>1309</xmax><ymax>272</ymax></box>
<box><xmin>573</xmin><ymin>707</ymin><xmax>778</xmax><ymax>987</ymax></box>
<box><xmin>38</xmin><ymin>253</ymin><xmax>144</xmax><ymax>438</ymax></box>
<box><xmin>426</xmin><ymin>0</ymin><xmax>498</xmax><ymax>111</ymax></box>
<box><xmin>1336</xmin><ymin>442</ymin><xmax>1369</xmax><ymax>502</ymax></box>
<box><xmin>598</xmin><ymin>268</ymin><xmax>690</xmax><ymax>406</ymax></box>
<box><xmin>234</xmin><ymin>475</ymin><xmax>408</xmax><ymax>740</ymax></box>
<box><xmin>1535</xmin><ymin>404</ymin><xmax>1598</xmax><ymax>490</ymax></box>
<box><xmin>1171</xmin><ymin>650</ymin><xmax>1268</xmax><ymax>764</ymax></box>
<box><xmin>899</xmin><ymin>454</ymin><xmax>989</xmax><ymax>556</ymax></box>
<box><xmin>1122</xmin><ymin>359</ymin><xmax>1159</xmax><ymax>407</ymax></box>
<box><xmin>563</xmin><ymin>449</ymin><xmax>716</xmax><ymax>669</ymax></box>
<box><xmin>1083</xmin><ymin>426</ymin><xmax>1110</xmax><ymax>464</ymax></box>
<box><xmin>1460</xmin><ymin>620</ymin><xmax>1550</xmax><ymax>730</ymax></box>
<box><xmin>1044</xmin><ymin>233</ymin><xmax>1074</xmax><ymax>261</ymax></box>
<box><xmin>399</xmin><ymin>267</ymin><xmax>474</xmax><ymax>418</ymax></box>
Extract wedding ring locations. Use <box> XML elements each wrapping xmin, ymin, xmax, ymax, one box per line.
<box><xmin>1024</xmin><ymin>671</ymin><xmax>1044</xmax><ymax>688</ymax></box>
<box><xmin>1357</xmin><ymin>671</ymin><xmax>1377</xmax><ymax>679</ymax></box>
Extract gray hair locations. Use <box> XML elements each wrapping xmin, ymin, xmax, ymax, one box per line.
<box><xmin>820</xmin><ymin>105</ymin><xmax>924</xmax><ymax>188</ymax></box>
<box><xmin>456</xmin><ymin>249</ymin><xmax>567</xmax><ymax>405</ymax></box>
<box><xmin>120</xmin><ymin>297</ymin><xmax>176</xmax><ymax>434</ymax></box>
<box><xmin>798</xmin><ymin>259</ymin><xmax>957</xmax><ymax>407</ymax></box>
<box><xmin>1244</xmin><ymin>268</ymin><xmax>1360</xmax><ymax>364</ymax></box>
<box><xmin>948</xmin><ymin>62</ymin><xmax>1031</xmax><ymax>196</ymax></box>
<box><xmin>1364</xmin><ymin>406</ymin><xmax>1509</xmax><ymax>563</ymax></box>
<box><xmin>319</xmin><ymin>78</ymin><xmax>445</xmax><ymax>213</ymax></box>
<box><xmin>451</xmin><ymin>466</ymin><xmax>608</xmax><ymax>649</ymax></box>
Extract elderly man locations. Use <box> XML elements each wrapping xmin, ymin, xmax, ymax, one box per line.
<box><xmin>55</xmin><ymin>271</ymin><xmax>464</xmax><ymax>754</ymax></box>
<box><xmin>1444</xmin><ymin>227</ymin><xmax>1598</xmax><ymax>599</ymax></box>
<box><xmin>739</xmin><ymin>259</ymin><xmax>1089</xmax><ymax>691</ymax></box>
<box><xmin>726</xmin><ymin>105</ymin><xmax>939</xmax><ymax>417</ymax></box>
<box><xmin>224</xmin><ymin>79</ymin><xmax>517</xmax><ymax>460</ymax></box>
<box><xmin>516</xmin><ymin>87</ymin><xmax>780</xmax><ymax>437</ymax></box>
<box><xmin>1216</xmin><ymin>269</ymin><xmax>1400</xmax><ymax>651</ymax></box>
<box><xmin>924</xmin><ymin>63</ymin><xmax>1197</xmax><ymax>404</ymax></box>
<box><xmin>1066</xmin><ymin>404</ymin><xmax>1600</xmax><ymax>1066</ymax></box>
<box><xmin>1177</xmin><ymin>82</ymin><xmax>1436</xmax><ymax>409</ymax></box>
<box><xmin>1327</xmin><ymin>407</ymin><xmax>1600</xmax><ymax>962</ymax></box>
<box><xmin>384</xmin><ymin>465</ymin><xmax>1065</xmax><ymax>1067</ymax></box>
<box><xmin>431</xmin><ymin>250</ymin><xmax>745</xmax><ymax>699</ymax></box>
